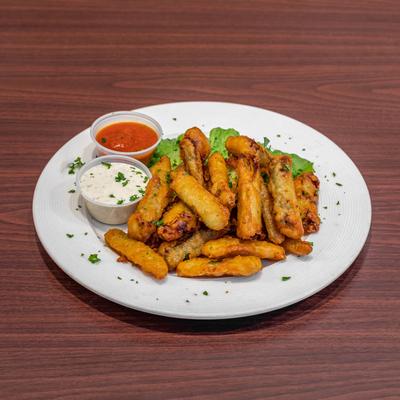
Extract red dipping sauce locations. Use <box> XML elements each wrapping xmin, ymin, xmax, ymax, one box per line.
<box><xmin>96</xmin><ymin>122</ymin><xmax>159</xmax><ymax>153</ymax></box>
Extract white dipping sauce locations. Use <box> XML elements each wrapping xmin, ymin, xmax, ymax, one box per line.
<box><xmin>80</xmin><ymin>162</ymin><xmax>148</xmax><ymax>205</ymax></box>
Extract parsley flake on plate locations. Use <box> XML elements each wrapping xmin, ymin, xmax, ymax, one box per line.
<box><xmin>68</xmin><ymin>157</ymin><xmax>85</xmax><ymax>174</ymax></box>
<box><xmin>88</xmin><ymin>254</ymin><xmax>101</xmax><ymax>264</ymax></box>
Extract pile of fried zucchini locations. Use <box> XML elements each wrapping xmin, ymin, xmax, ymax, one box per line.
<box><xmin>105</xmin><ymin>127</ymin><xmax>320</xmax><ymax>280</ymax></box>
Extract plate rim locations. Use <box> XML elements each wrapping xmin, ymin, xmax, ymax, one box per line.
<box><xmin>33</xmin><ymin>101</ymin><xmax>372</xmax><ymax>320</ymax></box>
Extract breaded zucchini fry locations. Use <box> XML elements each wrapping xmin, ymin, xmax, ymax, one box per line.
<box><xmin>170</xmin><ymin>169</ymin><xmax>230</xmax><ymax>231</ymax></box>
<box><xmin>105</xmin><ymin>229</ymin><xmax>168</xmax><ymax>279</ymax></box>
<box><xmin>177</xmin><ymin>256</ymin><xmax>262</xmax><ymax>278</ymax></box>
<box><xmin>207</xmin><ymin>151</ymin><xmax>236</xmax><ymax>209</ymax></box>
<box><xmin>236</xmin><ymin>157</ymin><xmax>262</xmax><ymax>239</ymax></box>
<box><xmin>260</xmin><ymin>180</ymin><xmax>285</xmax><ymax>244</ymax></box>
<box><xmin>268</xmin><ymin>155</ymin><xmax>304</xmax><ymax>239</ymax></box>
<box><xmin>179</xmin><ymin>127</ymin><xmax>210</xmax><ymax>185</ymax></box>
<box><xmin>128</xmin><ymin>156</ymin><xmax>171</xmax><ymax>242</ymax></box>
<box><xmin>226</xmin><ymin>136</ymin><xmax>270</xmax><ymax>166</ymax></box>
<box><xmin>294</xmin><ymin>172</ymin><xmax>320</xmax><ymax>233</ymax></box>
<box><xmin>202</xmin><ymin>237</ymin><xmax>285</xmax><ymax>260</ymax></box>
<box><xmin>282</xmin><ymin>238</ymin><xmax>313</xmax><ymax>256</ymax></box>
<box><xmin>159</xmin><ymin>229</ymin><xmax>224</xmax><ymax>270</ymax></box>
<box><xmin>157</xmin><ymin>201</ymin><xmax>198</xmax><ymax>242</ymax></box>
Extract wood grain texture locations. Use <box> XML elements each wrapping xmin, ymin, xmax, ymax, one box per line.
<box><xmin>1</xmin><ymin>0</ymin><xmax>399</xmax><ymax>399</ymax></box>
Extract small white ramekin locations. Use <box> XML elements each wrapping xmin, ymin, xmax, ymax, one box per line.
<box><xmin>76</xmin><ymin>155</ymin><xmax>151</xmax><ymax>225</ymax></box>
<box><xmin>90</xmin><ymin>111</ymin><xmax>163</xmax><ymax>164</ymax></box>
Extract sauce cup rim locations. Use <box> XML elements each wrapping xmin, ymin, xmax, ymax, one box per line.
<box><xmin>90</xmin><ymin>111</ymin><xmax>163</xmax><ymax>156</ymax></box>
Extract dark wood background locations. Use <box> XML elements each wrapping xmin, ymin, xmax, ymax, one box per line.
<box><xmin>1</xmin><ymin>1</ymin><xmax>399</xmax><ymax>399</ymax></box>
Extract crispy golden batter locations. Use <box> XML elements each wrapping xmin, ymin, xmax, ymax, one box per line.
<box><xmin>207</xmin><ymin>151</ymin><xmax>236</xmax><ymax>209</ymax></box>
<box><xmin>282</xmin><ymin>238</ymin><xmax>313</xmax><ymax>256</ymax></box>
<box><xmin>105</xmin><ymin>229</ymin><xmax>168</xmax><ymax>280</ymax></box>
<box><xmin>127</xmin><ymin>156</ymin><xmax>171</xmax><ymax>242</ymax></box>
<box><xmin>157</xmin><ymin>201</ymin><xmax>198</xmax><ymax>242</ymax></box>
<box><xmin>170</xmin><ymin>169</ymin><xmax>230</xmax><ymax>231</ymax></box>
<box><xmin>268</xmin><ymin>155</ymin><xmax>304</xmax><ymax>239</ymax></box>
<box><xmin>260</xmin><ymin>181</ymin><xmax>285</xmax><ymax>244</ymax></box>
<box><xmin>179</xmin><ymin>127</ymin><xmax>210</xmax><ymax>185</ymax></box>
<box><xmin>236</xmin><ymin>157</ymin><xmax>262</xmax><ymax>239</ymax></box>
<box><xmin>226</xmin><ymin>135</ymin><xmax>270</xmax><ymax>166</ymax></box>
<box><xmin>159</xmin><ymin>229</ymin><xmax>224</xmax><ymax>270</ymax></box>
<box><xmin>202</xmin><ymin>236</ymin><xmax>285</xmax><ymax>260</ymax></box>
<box><xmin>294</xmin><ymin>172</ymin><xmax>320</xmax><ymax>234</ymax></box>
<box><xmin>176</xmin><ymin>256</ymin><xmax>262</xmax><ymax>278</ymax></box>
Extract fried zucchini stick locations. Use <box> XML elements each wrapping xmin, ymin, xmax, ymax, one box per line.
<box><xmin>268</xmin><ymin>155</ymin><xmax>304</xmax><ymax>239</ymax></box>
<box><xmin>170</xmin><ymin>169</ymin><xmax>230</xmax><ymax>231</ymax></box>
<box><xmin>179</xmin><ymin>127</ymin><xmax>210</xmax><ymax>185</ymax></box>
<box><xmin>226</xmin><ymin>136</ymin><xmax>270</xmax><ymax>166</ymax></box>
<box><xmin>236</xmin><ymin>157</ymin><xmax>262</xmax><ymax>239</ymax></box>
<box><xmin>207</xmin><ymin>151</ymin><xmax>236</xmax><ymax>209</ymax></box>
<box><xmin>105</xmin><ymin>229</ymin><xmax>168</xmax><ymax>280</ymax></box>
<box><xmin>128</xmin><ymin>156</ymin><xmax>171</xmax><ymax>242</ymax></box>
<box><xmin>260</xmin><ymin>181</ymin><xmax>285</xmax><ymax>244</ymax></box>
<box><xmin>202</xmin><ymin>237</ymin><xmax>285</xmax><ymax>260</ymax></box>
<box><xmin>157</xmin><ymin>201</ymin><xmax>198</xmax><ymax>242</ymax></box>
<box><xmin>294</xmin><ymin>172</ymin><xmax>320</xmax><ymax>233</ymax></box>
<box><xmin>282</xmin><ymin>238</ymin><xmax>313</xmax><ymax>256</ymax></box>
<box><xmin>177</xmin><ymin>256</ymin><xmax>262</xmax><ymax>278</ymax></box>
<box><xmin>159</xmin><ymin>229</ymin><xmax>224</xmax><ymax>270</ymax></box>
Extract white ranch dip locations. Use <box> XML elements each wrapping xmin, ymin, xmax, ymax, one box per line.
<box><xmin>79</xmin><ymin>162</ymin><xmax>148</xmax><ymax>205</ymax></box>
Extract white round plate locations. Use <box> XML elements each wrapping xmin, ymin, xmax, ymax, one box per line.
<box><xmin>33</xmin><ymin>102</ymin><xmax>371</xmax><ymax>320</ymax></box>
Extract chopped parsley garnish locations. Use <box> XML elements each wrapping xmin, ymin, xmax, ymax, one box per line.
<box><xmin>309</xmin><ymin>242</ymin><xmax>314</xmax><ymax>246</ymax></box>
<box><xmin>337</xmin><ymin>201</ymin><xmax>340</xmax><ymax>205</ymax></box>
<box><xmin>281</xmin><ymin>276</ymin><xmax>291</xmax><ymax>281</ymax></box>
<box><xmin>122</xmin><ymin>180</ymin><xmax>129</xmax><ymax>187</ymax></box>
<box><xmin>183</xmin><ymin>253</ymin><xmax>190</xmax><ymax>261</ymax></box>
<box><xmin>80</xmin><ymin>253</ymin><xmax>84</xmax><ymax>257</ymax></box>
<box><xmin>336</xmin><ymin>182</ymin><xmax>343</xmax><ymax>186</ymax></box>
<box><xmin>143</xmin><ymin>176</ymin><xmax>149</xmax><ymax>183</ymax></box>
<box><xmin>323</xmin><ymin>206</ymin><xmax>327</xmax><ymax>209</ymax></box>
<box><xmin>173</xmin><ymin>117</ymin><xmax>177</xmax><ymax>121</ymax></box>
<box><xmin>68</xmin><ymin>189</ymin><xmax>76</xmax><ymax>193</ymax></box>
<box><xmin>129</xmin><ymin>194</ymin><xmax>139</xmax><ymax>202</ymax></box>
<box><xmin>332</xmin><ymin>172</ymin><xmax>336</xmax><ymax>177</ymax></box>
<box><xmin>282</xmin><ymin>164</ymin><xmax>290</xmax><ymax>172</ymax></box>
<box><xmin>109</xmin><ymin>194</ymin><xmax>115</xmax><ymax>198</ymax></box>
<box><xmin>153</xmin><ymin>219</ymin><xmax>164</xmax><ymax>227</ymax></box>
<box><xmin>117</xmin><ymin>199</ymin><xmax>124</xmax><ymax>205</ymax></box>
<box><xmin>276</xmin><ymin>134</ymin><xmax>281</xmax><ymax>137</ymax></box>
<box><xmin>88</xmin><ymin>253</ymin><xmax>101</xmax><ymax>264</ymax></box>
<box><xmin>101</xmin><ymin>161</ymin><xmax>111</xmax><ymax>169</ymax></box>
<box><xmin>68</xmin><ymin>157</ymin><xmax>85</xmax><ymax>174</ymax></box>
<box><xmin>228</xmin><ymin>181</ymin><xmax>233</xmax><ymax>188</ymax></box>
<box><xmin>115</xmin><ymin>172</ymin><xmax>126</xmax><ymax>182</ymax></box>
<box><xmin>138</xmin><ymin>188</ymin><xmax>145</xmax><ymax>195</ymax></box>
<box><xmin>117</xmin><ymin>276</ymin><xmax>122</xmax><ymax>280</ymax></box>
<box><xmin>66</xmin><ymin>233</ymin><xmax>74</xmax><ymax>238</ymax></box>
<box><xmin>101</xmin><ymin>137</ymin><xmax>107</xmax><ymax>143</ymax></box>
<box><xmin>202</xmin><ymin>290</ymin><xmax>209</xmax><ymax>296</ymax></box>
<box><xmin>166</xmin><ymin>172</ymin><xmax>171</xmax><ymax>184</ymax></box>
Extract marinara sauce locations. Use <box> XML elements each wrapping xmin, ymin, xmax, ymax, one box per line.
<box><xmin>96</xmin><ymin>122</ymin><xmax>158</xmax><ymax>153</ymax></box>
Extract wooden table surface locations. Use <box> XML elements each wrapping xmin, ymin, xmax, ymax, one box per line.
<box><xmin>1</xmin><ymin>1</ymin><xmax>399</xmax><ymax>399</ymax></box>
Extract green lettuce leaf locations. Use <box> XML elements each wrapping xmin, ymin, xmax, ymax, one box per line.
<box><xmin>148</xmin><ymin>134</ymin><xmax>183</xmax><ymax>168</ymax></box>
<box><xmin>209</xmin><ymin>127</ymin><xmax>240</xmax><ymax>158</ymax></box>
<box><xmin>261</xmin><ymin>137</ymin><xmax>314</xmax><ymax>177</ymax></box>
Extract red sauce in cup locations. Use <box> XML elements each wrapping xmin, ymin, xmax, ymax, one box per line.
<box><xmin>96</xmin><ymin>122</ymin><xmax>158</xmax><ymax>153</ymax></box>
